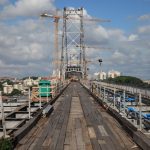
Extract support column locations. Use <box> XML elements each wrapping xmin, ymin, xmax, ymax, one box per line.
<box><xmin>47</xmin><ymin>85</ymin><xmax>48</xmax><ymax>103</ymax></box>
<box><xmin>39</xmin><ymin>86</ymin><xmax>42</xmax><ymax>109</ymax></box>
<box><xmin>123</xmin><ymin>90</ymin><xmax>126</xmax><ymax>115</ymax></box>
<box><xmin>100</xmin><ymin>85</ymin><xmax>101</xmax><ymax>99</ymax></box>
<box><xmin>28</xmin><ymin>87</ymin><xmax>31</xmax><ymax>119</ymax></box>
<box><xmin>104</xmin><ymin>87</ymin><xmax>106</xmax><ymax>102</ymax></box>
<box><xmin>139</xmin><ymin>92</ymin><xmax>142</xmax><ymax>131</ymax></box>
<box><xmin>0</xmin><ymin>91</ymin><xmax>7</xmax><ymax>138</ymax></box>
<box><xmin>113</xmin><ymin>88</ymin><xmax>116</xmax><ymax>109</ymax></box>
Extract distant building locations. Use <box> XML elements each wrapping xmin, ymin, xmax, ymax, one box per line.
<box><xmin>3</xmin><ymin>85</ymin><xmax>13</xmax><ymax>94</ymax></box>
<box><xmin>144</xmin><ymin>80</ymin><xmax>150</xmax><ymax>84</ymax></box>
<box><xmin>13</xmin><ymin>83</ymin><xmax>23</xmax><ymax>91</ymax></box>
<box><xmin>33</xmin><ymin>80</ymin><xmax>39</xmax><ymax>86</ymax></box>
<box><xmin>23</xmin><ymin>77</ymin><xmax>33</xmax><ymax>86</ymax></box>
<box><xmin>94</xmin><ymin>72</ymin><xmax>99</xmax><ymax>80</ymax></box>
<box><xmin>23</xmin><ymin>77</ymin><xmax>41</xmax><ymax>87</ymax></box>
<box><xmin>108</xmin><ymin>70</ymin><xmax>121</xmax><ymax>78</ymax></box>
<box><xmin>98</xmin><ymin>71</ymin><xmax>107</xmax><ymax>80</ymax></box>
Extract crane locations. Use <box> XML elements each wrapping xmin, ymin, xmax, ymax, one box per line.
<box><xmin>76</xmin><ymin>45</ymin><xmax>110</xmax><ymax>78</ymax></box>
<box><xmin>41</xmin><ymin>12</ymin><xmax>60</xmax><ymax>77</ymax></box>
<box><xmin>76</xmin><ymin>45</ymin><xmax>111</xmax><ymax>50</ymax></box>
<box><xmin>40</xmin><ymin>10</ymin><xmax>111</xmax><ymax>79</ymax></box>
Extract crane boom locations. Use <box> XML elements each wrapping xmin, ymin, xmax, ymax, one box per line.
<box><xmin>41</xmin><ymin>13</ymin><xmax>111</xmax><ymax>23</ymax></box>
<box><xmin>76</xmin><ymin>45</ymin><xmax>111</xmax><ymax>50</ymax></box>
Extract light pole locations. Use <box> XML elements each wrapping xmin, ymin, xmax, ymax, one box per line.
<box><xmin>47</xmin><ymin>85</ymin><xmax>48</xmax><ymax>103</ymax></box>
<box><xmin>139</xmin><ymin>92</ymin><xmax>142</xmax><ymax>131</ymax></box>
<box><xmin>113</xmin><ymin>88</ymin><xmax>116</xmax><ymax>109</ymax></box>
<box><xmin>28</xmin><ymin>87</ymin><xmax>31</xmax><ymax>119</ymax></box>
<box><xmin>98</xmin><ymin>59</ymin><xmax>103</xmax><ymax>72</ymax></box>
<box><xmin>39</xmin><ymin>86</ymin><xmax>42</xmax><ymax>109</ymax></box>
<box><xmin>104</xmin><ymin>86</ymin><xmax>106</xmax><ymax>102</ymax></box>
<box><xmin>27</xmin><ymin>77</ymin><xmax>32</xmax><ymax>119</ymax></box>
<box><xmin>123</xmin><ymin>90</ymin><xmax>126</xmax><ymax>116</ymax></box>
<box><xmin>98</xmin><ymin>59</ymin><xmax>103</xmax><ymax>80</ymax></box>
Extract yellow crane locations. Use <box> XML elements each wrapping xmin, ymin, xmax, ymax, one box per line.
<box><xmin>41</xmin><ymin>12</ymin><xmax>60</xmax><ymax>77</ymax></box>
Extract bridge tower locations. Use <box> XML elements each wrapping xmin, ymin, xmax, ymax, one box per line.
<box><xmin>60</xmin><ymin>7</ymin><xmax>86</xmax><ymax>80</ymax></box>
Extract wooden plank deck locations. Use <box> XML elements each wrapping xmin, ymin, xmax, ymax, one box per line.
<box><xmin>15</xmin><ymin>82</ymin><xmax>140</xmax><ymax>150</ymax></box>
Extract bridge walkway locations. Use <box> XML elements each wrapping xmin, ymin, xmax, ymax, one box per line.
<box><xmin>15</xmin><ymin>82</ymin><xmax>140</xmax><ymax>150</ymax></box>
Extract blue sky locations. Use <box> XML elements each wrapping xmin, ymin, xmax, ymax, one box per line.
<box><xmin>0</xmin><ymin>0</ymin><xmax>150</xmax><ymax>79</ymax></box>
<box><xmin>55</xmin><ymin>0</ymin><xmax>150</xmax><ymax>30</ymax></box>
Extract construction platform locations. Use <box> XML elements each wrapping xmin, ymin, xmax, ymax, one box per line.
<box><xmin>15</xmin><ymin>82</ymin><xmax>140</xmax><ymax>150</ymax></box>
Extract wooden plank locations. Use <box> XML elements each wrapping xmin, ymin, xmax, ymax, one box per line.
<box><xmin>28</xmin><ymin>138</ymin><xmax>40</xmax><ymax>150</ymax></box>
<box><xmin>64</xmin><ymin>131</ymin><xmax>71</xmax><ymax>146</ymax></box>
<box><xmin>70</xmin><ymin>118</ymin><xmax>77</xmax><ymax>150</ymax></box>
<box><xmin>32</xmin><ymin>94</ymin><xmax>69</xmax><ymax>149</ymax></box>
<box><xmin>98</xmin><ymin>125</ymin><xmax>108</xmax><ymax>137</ymax></box>
<box><xmin>18</xmin><ymin>126</ymin><xmax>38</xmax><ymax>145</ymax></box>
<box><xmin>78</xmin><ymin>86</ymin><xmax>116</xmax><ymax>150</ymax></box>
<box><xmin>80</xmin><ymin>119</ymin><xmax>93</xmax><ymax>150</ymax></box>
<box><xmin>98</xmin><ymin>140</ymin><xmax>106</xmax><ymax>145</ymax></box>
<box><xmin>90</xmin><ymin>139</ymin><xmax>102</xmax><ymax>150</ymax></box>
<box><xmin>88</xmin><ymin>127</ymin><xmax>96</xmax><ymax>139</ymax></box>
<box><xmin>42</xmin><ymin>137</ymin><xmax>51</xmax><ymax>147</ymax></box>
<box><xmin>75</xmin><ymin>118</ymin><xmax>85</xmax><ymax>150</ymax></box>
<box><xmin>55</xmin><ymin>95</ymin><xmax>72</xmax><ymax>150</ymax></box>
<box><xmin>42</xmin><ymin>90</ymin><xmax>71</xmax><ymax>149</ymax></box>
<box><xmin>35</xmin><ymin>94</ymin><xmax>66</xmax><ymax>149</ymax></box>
<box><xmin>64</xmin><ymin>145</ymin><xmax>70</xmax><ymax>150</ymax></box>
<box><xmin>75</xmin><ymin>128</ymin><xmax>85</xmax><ymax>150</ymax></box>
<box><xmin>79</xmin><ymin>84</ymin><xmax>127</xmax><ymax>150</ymax></box>
<box><xmin>15</xmin><ymin>82</ymin><xmax>140</xmax><ymax>150</ymax></box>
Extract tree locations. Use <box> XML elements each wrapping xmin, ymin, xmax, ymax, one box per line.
<box><xmin>10</xmin><ymin>89</ymin><xmax>21</xmax><ymax>96</ymax></box>
<box><xmin>2</xmin><ymin>79</ymin><xmax>13</xmax><ymax>85</ymax></box>
<box><xmin>22</xmin><ymin>76</ymin><xmax>38</xmax><ymax>80</ymax></box>
<box><xmin>0</xmin><ymin>82</ymin><xmax>3</xmax><ymax>91</ymax></box>
<box><xmin>104</xmin><ymin>76</ymin><xmax>150</xmax><ymax>89</ymax></box>
<box><xmin>0</xmin><ymin>138</ymin><xmax>13</xmax><ymax>150</ymax></box>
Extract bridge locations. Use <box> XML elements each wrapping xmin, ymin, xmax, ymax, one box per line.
<box><xmin>14</xmin><ymin>82</ymin><xmax>140</xmax><ymax>150</ymax></box>
<box><xmin>1</xmin><ymin>80</ymin><xmax>150</xmax><ymax>149</ymax></box>
<box><xmin>1</xmin><ymin>7</ymin><xmax>150</xmax><ymax>150</ymax></box>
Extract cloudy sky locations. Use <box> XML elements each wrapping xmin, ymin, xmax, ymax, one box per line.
<box><xmin>0</xmin><ymin>0</ymin><xmax>150</xmax><ymax>79</ymax></box>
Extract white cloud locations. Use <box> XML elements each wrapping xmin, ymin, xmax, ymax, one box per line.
<box><xmin>138</xmin><ymin>25</ymin><xmax>150</xmax><ymax>34</ymax></box>
<box><xmin>84</xmin><ymin>22</ymin><xmax>150</xmax><ymax>79</ymax></box>
<box><xmin>128</xmin><ymin>34</ymin><xmax>138</xmax><ymax>41</ymax></box>
<box><xmin>0</xmin><ymin>19</ymin><xmax>55</xmax><ymax>76</ymax></box>
<box><xmin>109</xmin><ymin>51</ymin><xmax>127</xmax><ymax>65</ymax></box>
<box><xmin>0</xmin><ymin>0</ymin><xmax>55</xmax><ymax>18</ymax></box>
<box><xmin>0</xmin><ymin>0</ymin><xmax>8</xmax><ymax>5</ymax></box>
<box><xmin>138</xmin><ymin>14</ymin><xmax>150</xmax><ymax>21</ymax></box>
<box><xmin>112</xmin><ymin>51</ymin><xmax>125</xmax><ymax>59</ymax></box>
<box><xmin>83</xmin><ymin>8</ymin><xmax>92</xmax><ymax>19</ymax></box>
<box><xmin>0</xmin><ymin>5</ymin><xmax>150</xmax><ymax>79</ymax></box>
<box><xmin>108</xmin><ymin>29</ymin><xmax>127</xmax><ymax>41</ymax></box>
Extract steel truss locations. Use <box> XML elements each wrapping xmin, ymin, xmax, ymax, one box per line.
<box><xmin>60</xmin><ymin>7</ymin><xmax>86</xmax><ymax>79</ymax></box>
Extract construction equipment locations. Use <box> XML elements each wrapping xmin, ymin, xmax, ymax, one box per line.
<box><xmin>76</xmin><ymin>45</ymin><xmax>111</xmax><ymax>50</ymax></box>
<box><xmin>76</xmin><ymin>45</ymin><xmax>110</xmax><ymax>78</ymax></box>
<box><xmin>41</xmin><ymin>11</ymin><xmax>60</xmax><ymax>77</ymax></box>
<box><xmin>41</xmin><ymin>7</ymin><xmax>111</xmax><ymax>80</ymax></box>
